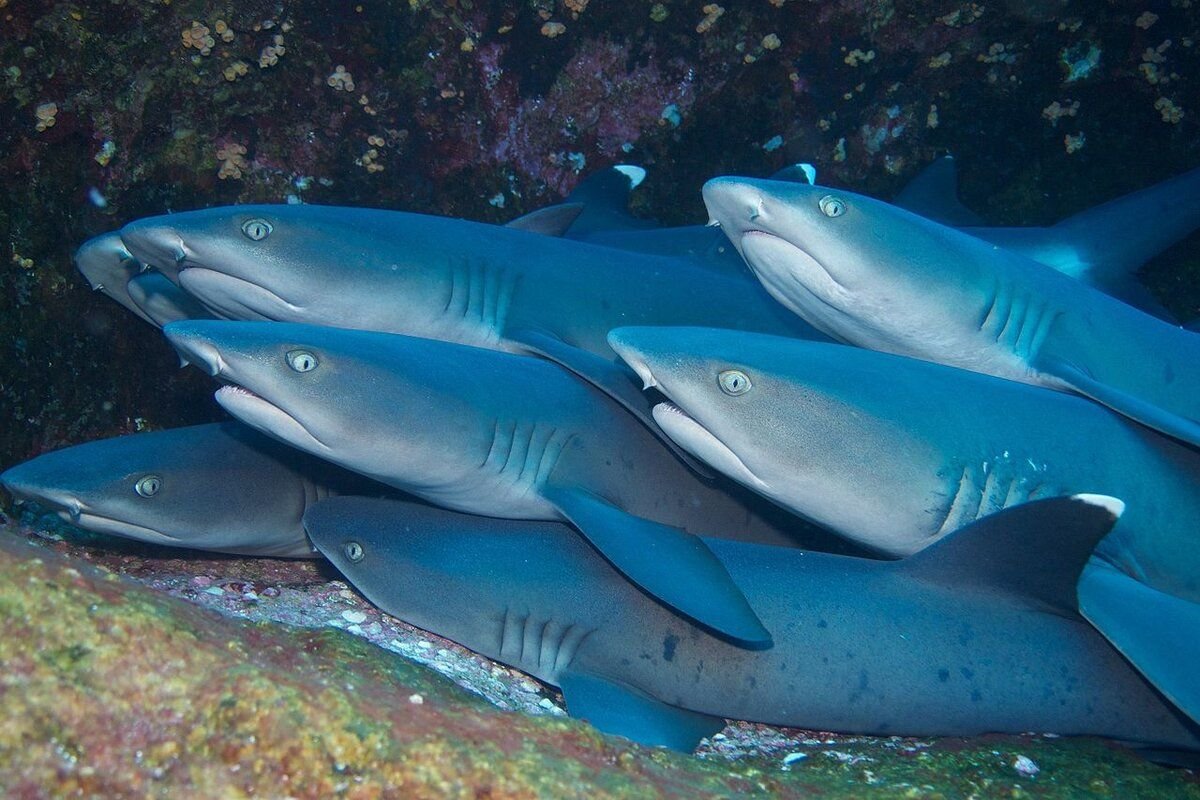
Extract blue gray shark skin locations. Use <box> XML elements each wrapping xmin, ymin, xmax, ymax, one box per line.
<box><xmin>74</xmin><ymin>233</ymin><xmax>215</xmax><ymax>328</ymax></box>
<box><xmin>306</xmin><ymin>495</ymin><xmax>1200</xmax><ymax>754</ymax></box>
<box><xmin>608</xmin><ymin>326</ymin><xmax>1200</xmax><ymax>722</ymax></box>
<box><xmin>0</xmin><ymin>422</ymin><xmax>392</xmax><ymax>557</ymax></box>
<box><xmin>74</xmin><ymin>232</ymin><xmax>159</xmax><ymax>327</ymax></box>
<box><xmin>702</xmin><ymin>176</ymin><xmax>1200</xmax><ymax>448</ymax></box>
<box><xmin>126</xmin><ymin>272</ymin><xmax>217</xmax><ymax>327</ymax></box>
<box><xmin>573</xmin><ymin>162</ymin><xmax>1198</xmax><ymax>318</ymax></box>
<box><xmin>118</xmin><ymin>204</ymin><xmax>824</xmax><ymax>468</ymax></box>
<box><xmin>160</xmin><ymin>320</ymin><xmax>842</xmax><ymax>645</ymax></box>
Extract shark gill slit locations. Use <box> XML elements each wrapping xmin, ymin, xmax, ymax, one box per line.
<box><xmin>481</xmin><ymin>419</ymin><xmax>574</xmax><ymax>497</ymax></box>
<box><xmin>980</xmin><ymin>278</ymin><xmax>1061</xmax><ymax>360</ymax></box>
<box><xmin>445</xmin><ymin>257</ymin><xmax>520</xmax><ymax>342</ymax></box>
<box><xmin>498</xmin><ymin>607</ymin><xmax>593</xmax><ymax>674</ymax></box>
<box><xmin>935</xmin><ymin>463</ymin><xmax>1056</xmax><ymax>537</ymax></box>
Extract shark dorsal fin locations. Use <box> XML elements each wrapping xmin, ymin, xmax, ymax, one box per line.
<box><xmin>896</xmin><ymin>495</ymin><xmax>1122</xmax><ymax>614</ymax></box>
<box><xmin>768</xmin><ymin>163</ymin><xmax>817</xmax><ymax>185</ymax></box>
<box><xmin>893</xmin><ymin>155</ymin><xmax>985</xmax><ymax>227</ymax></box>
<box><xmin>505</xmin><ymin>203</ymin><xmax>585</xmax><ymax>236</ymax></box>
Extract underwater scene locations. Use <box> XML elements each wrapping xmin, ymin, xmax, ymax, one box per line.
<box><xmin>2</xmin><ymin>1</ymin><xmax>1200</xmax><ymax>797</ymax></box>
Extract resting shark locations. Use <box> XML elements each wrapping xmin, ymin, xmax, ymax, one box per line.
<box><xmin>74</xmin><ymin>232</ymin><xmax>215</xmax><ymax>328</ymax></box>
<box><xmin>608</xmin><ymin>326</ymin><xmax>1200</xmax><ymax>722</ymax></box>
<box><xmin>0</xmin><ymin>422</ymin><xmax>392</xmax><ymax>557</ymax></box>
<box><xmin>703</xmin><ymin>173</ymin><xmax>1200</xmax><ymax>448</ymax></box>
<box><xmin>306</xmin><ymin>494</ymin><xmax>1200</xmax><ymax>754</ymax></box>
<box><xmin>118</xmin><ymin>201</ymin><xmax>824</xmax><ymax>475</ymax></box>
<box><xmin>160</xmin><ymin>320</ymin><xmax>847</xmax><ymax>645</ymax></box>
<box><xmin>74</xmin><ymin>232</ymin><xmax>159</xmax><ymax>327</ymax></box>
<box><xmin>571</xmin><ymin>160</ymin><xmax>1193</xmax><ymax>318</ymax></box>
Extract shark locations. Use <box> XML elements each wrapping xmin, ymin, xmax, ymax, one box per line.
<box><xmin>158</xmin><ymin>320</ymin><xmax>851</xmax><ymax>646</ymax></box>
<box><xmin>117</xmin><ymin>201</ymin><xmax>824</xmax><ymax>474</ymax></box>
<box><xmin>305</xmin><ymin>494</ymin><xmax>1200</xmax><ymax>755</ymax></box>
<box><xmin>608</xmin><ymin>326</ymin><xmax>1200</xmax><ymax>723</ymax></box>
<box><xmin>0</xmin><ymin>422</ymin><xmax>393</xmax><ymax>557</ymax></box>
<box><xmin>702</xmin><ymin>172</ymin><xmax>1200</xmax><ymax>448</ymax></box>
<box><xmin>570</xmin><ymin>160</ymin><xmax>1194</xmax><ymax>318</ymax></box>
<box><xmin>74</xmin><ymin>232</ymin><xmax>214</xmax><ymax>328</ymax></box>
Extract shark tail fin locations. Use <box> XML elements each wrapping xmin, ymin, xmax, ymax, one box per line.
<box><xmin>1049</xmin><ymin>166</ymin><xmax>1200</xmax><ymax>285</ymax></box>
<box><xmin>897</xmin><ymin>494</ymin><xmax>1122</xmax><ymax>615</ymax></box>
<box><xmin>893</xmin><ymin>155</ymin><xmax>986</xmax><ymax>227</ymax></box>
<box><xmin>1079</xmin><ymin>559</ymin><xmax>1200</xmax><ymax>725</ymax></box>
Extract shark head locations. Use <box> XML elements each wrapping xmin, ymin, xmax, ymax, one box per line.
<box><xmin>73</xmin><ymin>231</ymin><xmax>160</xmax><ymax>326</ymax></box>
<box><xmin>608</xmin><ymin>326</ymin><xmax>952</xmax><ymax>555</ymax></box>
<box><xmin>121</xmin><ymin>205</ymin><xmax>451</xmax><ymax>333</ymax></box>
<box><xmin>0</xmin><ymin>423</ymin><xmax>322</xmax><ymax>556</ymax></box>
<box><xmin>162</xmin><ymin>320</ymin><xmax>522</xmax><ymax>499</ymax></box>
<box><xmin>702</xmin><ymin>177</ymin><xmax>986</xmax><ymax>354</ymax></box>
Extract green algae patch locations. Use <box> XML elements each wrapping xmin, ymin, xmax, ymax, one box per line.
<box><xmin>0</xmin><ymin>529</ymin><xmax>1197</xmax><ymax>799</ymax></box>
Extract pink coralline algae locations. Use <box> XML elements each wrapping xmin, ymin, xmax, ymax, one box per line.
<box><xmin>431</xmin><ymin>39</ymin><xmax>698</xmax><ymax>194</ymax></box>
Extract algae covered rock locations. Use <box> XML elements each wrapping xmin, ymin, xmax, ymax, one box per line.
<box><xmin>1</xmin><ymin>520</ymin><xmax>1198</xmax><ymax>799</ymax></box>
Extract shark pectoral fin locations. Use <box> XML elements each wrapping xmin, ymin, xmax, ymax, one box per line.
<box><xmin>1034</xmin><ymin>354</ymin><xmax>1200</xmax><ymax>448</ymax></box>
<box><xmin>544</xmin><ymin>485</ymin><xmax>771</xmax><ymax>647</ymax></box>
<box><xmin>898</xmin><ymin>495</ymin><xmax>1123</xmax><ymax>615</ymax></box>
<box><xmin>559</xmin><ymin>669</ymin><xmax>726</xmax><ymax>751</ymax></box>
<box><xmin>1078</xmin><ymin>559</ymin><xmax>1200</xmax><ymax>724</ymax></box>
<box><xmin>506</xmin><ymin>327</ymin><xmax>716</xmax><ymax>479</ymax></box>
<box><xmin>892</xmin><ymin>155</ymin><xmax>985</xmax><ymax>227</ymax></box>
<box><xmin>505</xmin><ymin>203</ymin><xmax>585</xmax><ymax>236</ymax></box>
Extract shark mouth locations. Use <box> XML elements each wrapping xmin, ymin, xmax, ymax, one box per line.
<box><xmin>651</xmin><ymin>402</ymin><xmax>769</xmax><ymax>493</ymax></box>
<box><xmin>215</xmin><ymin>384</ymin><xmax>330</xmax><ymax>454</ymax></box>
<box><xmin>73</xmin><ymin>513</ymin><xmax>184</xmax><ymax>545</ymax></box>
<box><xmin>178</xmin><ymin>268</ymin><xmax>300</xmax><ymax>321</ymax></box>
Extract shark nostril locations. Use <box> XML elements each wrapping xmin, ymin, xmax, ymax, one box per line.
<box><xmin>748</xmin><ymin>198</ymin><xmax>765</xmax><ymax>223</ymax></box>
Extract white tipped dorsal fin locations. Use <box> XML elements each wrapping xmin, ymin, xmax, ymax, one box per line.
<box><xmin>897</xmin><ymin>495</ymin><xmax>1122</xmax><ymax>615</ymax></box>
<box><xmin>613</xmin><ymin>164</ymin><xmax>646</xmax><ymax>190</ymax></box>
<box><xmin>505</xmin><ymin>203</ymin><xmax>585</xmax><ymax>236</ymax></box>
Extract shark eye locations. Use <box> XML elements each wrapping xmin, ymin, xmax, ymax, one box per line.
<box><xmin>241</xmin><ymin>218</ymin><xmax>273</xmax><ymax>241</ymax></box>
<box><xmin>135</xmin><ymin>475</ymin><xmax>162</xmax><ymax>497</ymax></box>
<box><xmin>344</xmin><ymin>541</ymin><xmax>365</xmax><ymax>562</ymax></box>
<box><xmin>286</xmin><ymin>349</ymin><xmax>318</xmax><ymax>372</ymax></box>
<box><xmin>818</xmin><ymin>195</ymin><xmax>846</xmax><ymax>218</ymax></box>
<box><xmin>718</xmin><ymin>369</ymin><xmax>752</xmax><ymax>396</ymax></box>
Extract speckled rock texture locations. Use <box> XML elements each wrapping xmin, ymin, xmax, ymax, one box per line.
<box><xmin>2</xmin><ymin>512</ymin><xmax>1198</xmax><ymax>799</ymax></box>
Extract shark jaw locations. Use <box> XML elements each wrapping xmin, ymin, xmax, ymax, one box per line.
<box><xmin>651</xmin><ymin>402</ymin><xmax>770</xmax><ymax>494</ymax></box>
<box><xmin>178</xmin><ymin>268</ymin><xmax>301</xmax><ymax>322</ymax></box>
<box><xmin>215</xmin><ymin>384</ymin><xmax>331</xmax><ymax>455</ymax></box>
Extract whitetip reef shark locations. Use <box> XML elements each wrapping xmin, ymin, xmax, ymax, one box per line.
<box><xmin>0</xmin><ymin>422</ymin><xmax>394</xmax><ymax>557</ymax></box>
<box><xmin>702</xmin><ymin>170</ymin><xmax>1200</xmax><ymax>448</ymax></box>
<box><xmin>570</xmin><ymin>159</ymin><xmax>1191</xmax><ymax>319</ymax></box>
<box><xmin>608</xmin><ymin>326</ymin><xmax>1200</xmax><ymax>724</ymax></box>
<box><xmin>119</xmin><ymin>201</ymin><xmax>824</xmax><ymax>475</ymax></box>
<box><xmin>158</xmin><ymin>319</ymin><xmax>858</xmax><ymax>646</ymax></box>
<box><xmin>305</xmin><ymin>494</ymin><xmax>1200</xmax><ymax>757</ymax></box>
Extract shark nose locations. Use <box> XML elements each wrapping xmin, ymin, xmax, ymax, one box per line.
<box><xmin>121</xmin><ymin>220</ymin><xmax>188</xmax><ymax>279</ymax></box>
<box><xmin>747</xmin><ymin>197</ymin><xmax>766</xmax><ymax>223</ymax></box>
<box><xmin>162</xmin><ymin>322</ymin><xmax>227</xmax><ymax>376</ymax></box>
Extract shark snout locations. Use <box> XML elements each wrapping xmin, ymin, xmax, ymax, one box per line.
<box><xmin>121</xmin><ymin>218</ymin><xmax>189</xmax><ymax>279</ymax></box>
<box><xmin>162</xmin><ymin>321</ymin><xmax>228</xmax><ymax>376</ymax></box>
<box><xmin>702</xmin><ymin>177</ymin><xmax>772</xmax><ymax>236</ymax></box>
<box><xmin>607</xmin><ymin>327</ymin><xmax>662</xmax><ymax>390</ymax></box>
<box><xmin>0</xmin><ymin>464</ymin><xmax>83</xmax><ymax>517</ymax></box>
